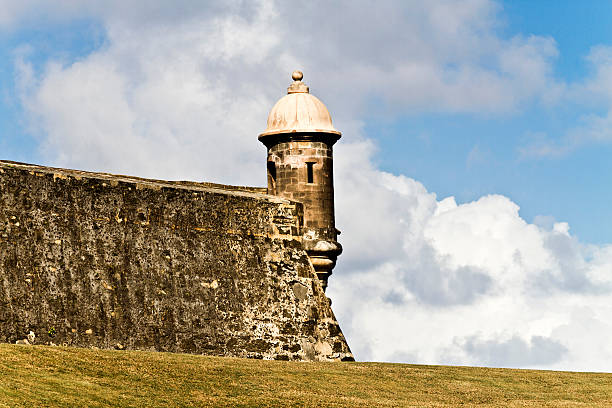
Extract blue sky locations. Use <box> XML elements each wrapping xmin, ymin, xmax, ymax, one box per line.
<box><xmin>504</xmin><ymin>1</ymin><xmax>612</xmax><ymax>80</ymax></box>
<box><xmin>370</xmin><ymin>1</ymin><xmax>612</xmax><ymax>244</ymax></box>
<box><xmin>2</xmin><ymin>1</ymin><xmax>612</xmax><ymax>370</ymax></box>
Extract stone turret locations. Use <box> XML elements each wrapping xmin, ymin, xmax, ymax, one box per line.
<box><xmin>259</xmin><ymin>71</ymin><xmax>342</xmax><ymax>291</ymax></box>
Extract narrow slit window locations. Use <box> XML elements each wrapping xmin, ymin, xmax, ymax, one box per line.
<box><xmin>267</xmin><ymin>161</ymin><xmax>277</xmax><ymax>195</ymax></box>
<box><xmin>267</xmin><ymin>161</ymin><xmax>276</xmax><ymax>182</ymax></box>
<box><xmin>306</xmin><ymin>162</ymin><xmax>315</xmax><ymax>184</ymax></box>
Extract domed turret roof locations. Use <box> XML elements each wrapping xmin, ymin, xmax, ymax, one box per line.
<box><xmin>259</xmin><ymin>71</ymin><xmax>341</xmax><ymax>139</ymax></box>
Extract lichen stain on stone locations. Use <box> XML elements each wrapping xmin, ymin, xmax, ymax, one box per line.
<box><xmin>53</xmin><ymin>173</ymin><xmax>68</xmax><ymax>182</ymax></box>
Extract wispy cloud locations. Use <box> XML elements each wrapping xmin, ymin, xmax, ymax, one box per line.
<box><xmin>520</xmin><ymin>45</ymin><xmax>612</xmax><ymax>158</ymax></box>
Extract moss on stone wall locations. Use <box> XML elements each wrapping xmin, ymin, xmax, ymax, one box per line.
<box><xmin>0</xmin><ymin>160</ymin><xmax>352</xmax><ymax>361</ymax></box>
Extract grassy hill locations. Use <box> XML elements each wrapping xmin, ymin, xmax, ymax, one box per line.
<box><xmin>0</xmin><ymin>344</ymin><xmax>611</xmax><ymax>407</ymax></box>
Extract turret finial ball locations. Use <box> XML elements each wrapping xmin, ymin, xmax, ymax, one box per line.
<box><xmin>291</xmin><ymin>70</ymin><xmax>303</xmax><ymax>81</ymax></box>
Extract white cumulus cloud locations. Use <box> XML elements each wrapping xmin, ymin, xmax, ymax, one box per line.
<box><xmin>329</xmin><ymin>137</ymin><xmax>612</xmax><ymax>371</ymax></box>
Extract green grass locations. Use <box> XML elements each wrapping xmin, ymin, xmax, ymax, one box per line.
<box><xmin>0</xmin><ymin>344</ymin><xmax>611</xmax><ymax>407</ymax></box>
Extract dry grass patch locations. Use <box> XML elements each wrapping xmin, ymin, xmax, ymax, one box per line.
<box><xmin>0</xmin><ymin>344</ymin><xmax>611</xmax><ymax>407</ymax></box>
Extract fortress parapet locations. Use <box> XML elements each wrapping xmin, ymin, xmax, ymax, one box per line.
<box><xmin>0</xmin><ymin>160</ymin><xmax>353</xmax><ymax>361</ymax></box>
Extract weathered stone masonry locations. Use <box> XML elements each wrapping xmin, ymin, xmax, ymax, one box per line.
<box><xmin>0</xmin><ymin>160</ymin><xmax>353</xmax><ymax>361</ymax></box>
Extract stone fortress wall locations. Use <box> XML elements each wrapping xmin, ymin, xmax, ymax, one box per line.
<box><xmin>0</xmin><ymin>160</ymin><xmax>353</xmax><ymax>361</ymax></box>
